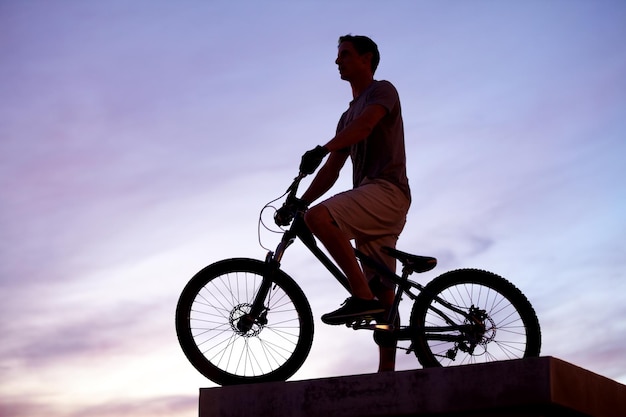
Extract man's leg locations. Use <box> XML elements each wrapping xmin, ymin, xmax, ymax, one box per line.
<box><xmin>360</xmin><ymin>234</ymin><xmax>401</xmax><ymax>373</ymax></box>
<box><xmin>372</xmin><ymin>283</ymin><xmax>397</xmax><ymax>372</ymax></box>
<box><xmin>304</xmin><ymin>204</ymin><xmax>374</xmax><ymax>300</ymax></box>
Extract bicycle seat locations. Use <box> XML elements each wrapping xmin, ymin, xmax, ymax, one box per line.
<box><xmin>382</xmin><ymin>246</ymin><xmax>437</xmax><ymax>274</ymax></box>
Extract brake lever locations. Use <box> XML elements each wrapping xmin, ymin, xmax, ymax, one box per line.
<box><xmin>285</xmin><ymin>173</ymin><xmax>306</xmax><ymax>195</ymax></box>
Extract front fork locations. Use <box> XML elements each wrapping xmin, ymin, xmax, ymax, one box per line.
<box><xmin>235</xmin><ymin>252</ymin><xmax>278</xmax><ymax>333</ymax></box>
<box><xmin>237</xmin><ymin>219</ymin><xmax>298</xmax><ymax>333</ymax></box>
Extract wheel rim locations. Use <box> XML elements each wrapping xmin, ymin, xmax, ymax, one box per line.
<box><xmin>187</xmin><ymin>271</ymin><xmax>305</xmax><ymax>378</ymax></box>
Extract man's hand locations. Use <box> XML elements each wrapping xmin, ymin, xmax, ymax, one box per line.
<box><xmin>274</xmin><ymin>196</ymin><xmax>309</xmax><ymax>226</ymax></box>
<box><xmin>299</xmin><ymin>145</ymin><xmax>329</xmax><ymax>175</ymax></box>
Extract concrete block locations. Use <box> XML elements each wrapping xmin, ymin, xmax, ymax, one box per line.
<box><xmin>198</xmin><ymin>357</ymin><xmax>626</xmax><ymax>417</ymax></box>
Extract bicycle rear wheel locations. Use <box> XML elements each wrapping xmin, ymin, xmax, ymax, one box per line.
<box><xmin>175</xmin><ymin>258</ymin><xmax>314</xmax><ymax>385</ymax></box>
<box><xmin>410</xmin><ymin>269</ymin><xmax>541</xmax><ymax>367</ymax></box>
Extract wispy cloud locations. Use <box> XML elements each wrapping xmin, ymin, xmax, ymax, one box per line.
<box><xmin>0</xmin><ymin>395</ymin><xmax>197</xmax><ymax>417</ymax></box>
<box><xmin>2</xmin><ymin>2</ymin><xmax>625</xmax><ymax>416</ymax></box>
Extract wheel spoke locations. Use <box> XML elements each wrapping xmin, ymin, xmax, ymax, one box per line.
<box><xmin>411</xmin><ymin>269</ymin><xmax>541</xmax><ymax>368</ymax></box>
<box><xmin>175</xmin><ymin>259</ymin><xmax>314</xmax><ymax>385</ymax></box>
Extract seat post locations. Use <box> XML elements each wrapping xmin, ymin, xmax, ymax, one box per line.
<box><xmin>385</xmin><ymin>267</ymin><xmax>411</xmax><ymax>326</ymax></box>
<box><xmin>401</xmin><ymin>264</ymin><xmax>413</xmax><ymax>279</ymax></box>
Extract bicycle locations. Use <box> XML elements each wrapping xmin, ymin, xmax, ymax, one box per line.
<box><xmin>175</xmin><ymin>173</ymin><xmax>542</xmax><ymax>386</ymax></box>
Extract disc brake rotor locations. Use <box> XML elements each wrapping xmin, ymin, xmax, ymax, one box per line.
<box><xmin>230</xmin><ymin>303</ymin><xmax>264</xmax><ymax>337</ymax></box>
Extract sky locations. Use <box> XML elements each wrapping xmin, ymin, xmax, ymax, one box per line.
<box><xmin>1</xmin><ymin>0</ymin><xmax>625</xmax><ymax>416</ymax></box>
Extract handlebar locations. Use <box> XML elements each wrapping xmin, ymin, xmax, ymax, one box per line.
<box><xmin>273</xmin><ymin>173</ymin><xmax>308</xmax><ymax>227</ymax></box>
<box><xmin>258</xmin><ymin>172</ymin><xmax>310</xmax><ymax>250</ymax></box>
<box><xmin>285</xmin><ymin>173</ymin><xmax>306</xmax><ymax>197</ymax></box>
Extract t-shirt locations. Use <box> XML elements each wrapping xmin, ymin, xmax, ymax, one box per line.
<box><xmin>336</xmin><ymin>80</ymin><xmax>411</xmax><ymax>201</ymax></box>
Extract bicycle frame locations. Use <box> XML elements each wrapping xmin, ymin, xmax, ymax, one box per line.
<box><xmin>248</xmin><ymin>176</ymin><xmax>481</xmax><ymax>347</ymax></box>
<box><xmin>251</xmin><ymin>213</ymin><xmax>477</xmax><ymax>348</ymax></box>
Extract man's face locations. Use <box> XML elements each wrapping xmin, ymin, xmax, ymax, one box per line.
<box><xmin>335</xmin><ymin>41</ymin><xmax>371</xmax><ymax>81</ymax></box>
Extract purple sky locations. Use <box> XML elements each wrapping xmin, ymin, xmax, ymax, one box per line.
<box><xmin>2</xmin><ymin>1</ymin><xmax>625</xmax><ymax>416</ymax></box>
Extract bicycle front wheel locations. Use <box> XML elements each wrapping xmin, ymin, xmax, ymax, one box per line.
<box><xmin>410</xmin><ymin>269</ymin><xmax>541</xmax><ymax>367</ymax></box>
<box><xmin>175</xmin><ymin>258</ymin><xmax>314</xmax><ymax>385</ymax></box>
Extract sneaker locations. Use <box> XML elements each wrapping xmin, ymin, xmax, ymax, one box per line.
<box><xmin>321</xmin><ymin>297</ymin><xmax>385</xmax><ymax>325</ymax></box>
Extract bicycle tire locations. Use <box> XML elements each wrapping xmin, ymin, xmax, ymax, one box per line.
<box><xmin>175</xmin><ymin>258</ymin><xmax>314</xmax><ymax>385</ymax></box>
<box><xmin>410</xmin><ymin>269</ymin><xmax>541</xmax><ymax>367</ymax></box>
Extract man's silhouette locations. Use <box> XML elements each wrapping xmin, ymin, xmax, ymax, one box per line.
<box><xmin>279</xmin><ymin>35</ymin><xmax>410</xmax><ymax>372</ymax></box>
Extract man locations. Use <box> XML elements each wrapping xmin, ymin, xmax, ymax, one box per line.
<box><xmin>278</xmin><ymin>35</ymin><xmax>410</xmax><ymax>372</ymax></box>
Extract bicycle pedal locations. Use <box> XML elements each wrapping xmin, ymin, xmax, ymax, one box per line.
<box><xmin>350</xmin><ymin>320</ymin><xmax>383</xmax><ymax>331</ymax></box>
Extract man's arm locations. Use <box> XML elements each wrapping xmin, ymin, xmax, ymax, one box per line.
<box><xmin>299</xmin><ymin>104</ymin><xmax>387</xmax><ymax>176</ymax></box>
<box><xmin>301</xmin><ymin>150</ymin><xmax>349</xmax><ymax>205</ymax></box>
<box><xmin>324</xmin><ymin>104</ymin><xmax>387</xmax><ymax>152</ymax></box>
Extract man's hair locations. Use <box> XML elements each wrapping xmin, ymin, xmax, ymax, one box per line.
<box><xmin>338</xmin><ymin>34</ymin><xmax>380</xmax><ymax>74</ymax></box>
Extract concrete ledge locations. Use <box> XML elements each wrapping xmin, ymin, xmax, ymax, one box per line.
<box><xmin>199</xmin><ymin>357</ymin><xmax>626</xmax><ymax>417</ymax></box>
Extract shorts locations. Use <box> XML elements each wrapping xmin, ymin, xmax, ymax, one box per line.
<box><xmin>319</xmin><ymin>178</ymin><xmax>410</xmax><ymax>288</ymax></box>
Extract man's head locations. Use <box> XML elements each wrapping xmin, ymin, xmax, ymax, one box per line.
<box><xmin>337</xmin><ymin>35</ymin><xmax>380</xmax><ymax>74</ymax></box>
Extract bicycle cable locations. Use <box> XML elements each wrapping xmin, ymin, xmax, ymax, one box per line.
<box><xmin>257</xmin><ymin>191</ymin><xmax>289</xmax><ymax>252</ymax></box>
<box><xmin>257</xmin><ymin>174</ymin><xmax>307</xmax><ymax>251</ymax></box>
